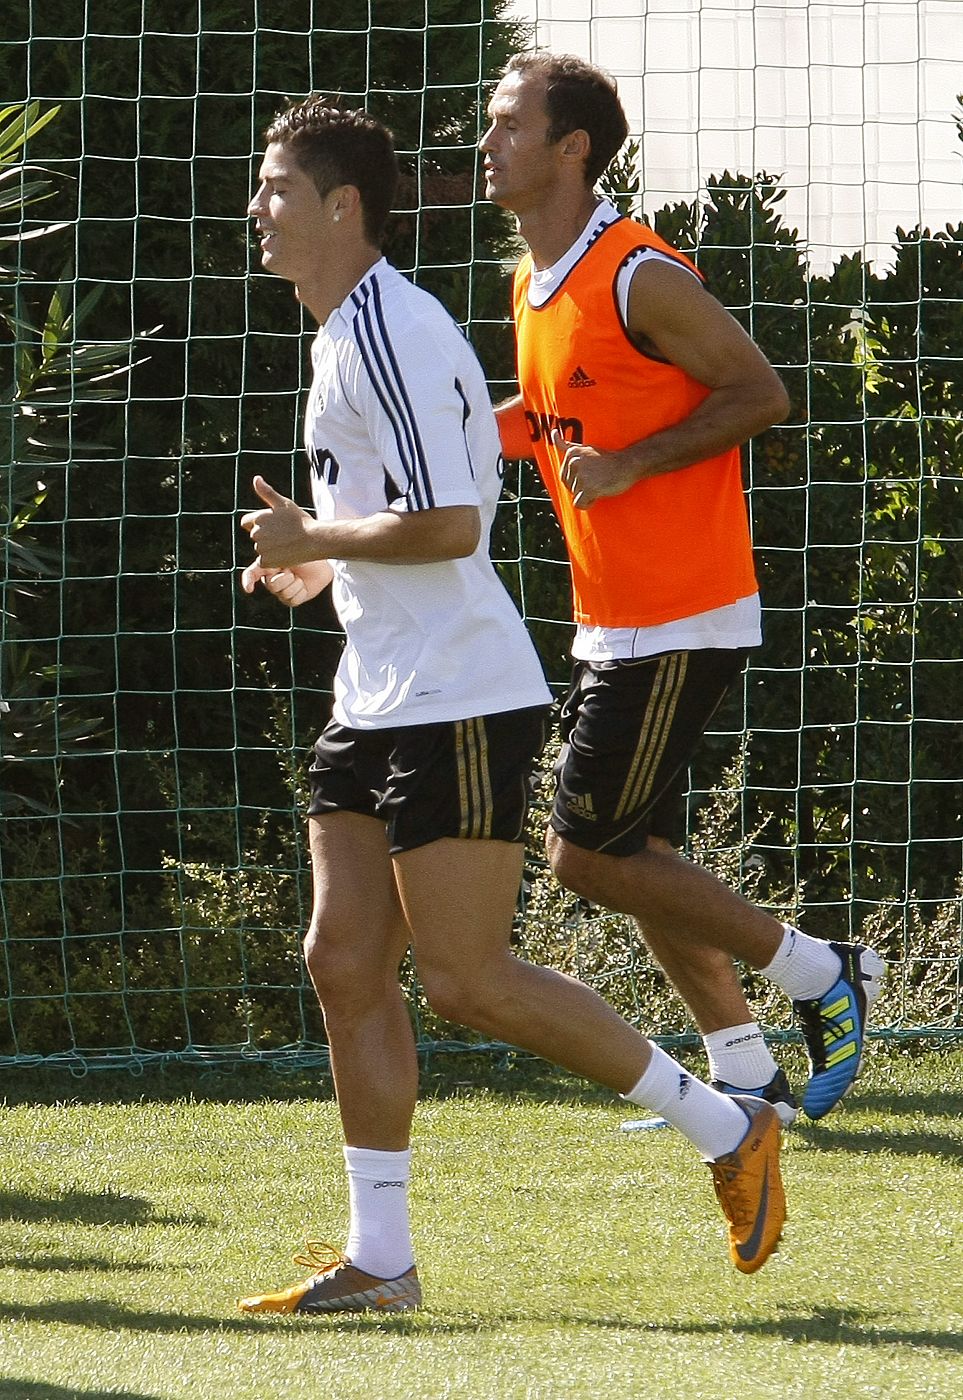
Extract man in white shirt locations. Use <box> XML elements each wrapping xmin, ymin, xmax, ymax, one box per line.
<box><xmin>237</xmin><ymin>95</ymin><xmax>786</xmax><ymax>1316</ymax></box>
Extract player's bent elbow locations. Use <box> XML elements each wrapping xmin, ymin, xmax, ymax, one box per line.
<box><xmin>763</xmin><ymin>374</ymin><xmax>791</xmax><ymax>426</ymax></box>
<box><xmin>457</xmin><ymin>513</ymin><xmax>482</xmax><ymax>557</ymax></box>
<box><xmin>437</xmin><ymin>505</ymin><xmax>481</xmax><ymax>559</ymax></box>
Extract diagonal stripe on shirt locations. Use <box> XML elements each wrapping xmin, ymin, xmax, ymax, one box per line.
<box><xmin>351</xmin><ymin>274</ymin><xmax>436</xmax><ymax>511</ymax></box>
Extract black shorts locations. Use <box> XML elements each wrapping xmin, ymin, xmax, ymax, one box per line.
<box><xmin>551</xmin><ymin>649</ymin><xmax>748</xmax><ymax>857</ymax></box>
<box><xmin>307</xmin><ymin>706</ymin><xmax>550</xmax><ymax>855</ymax></box>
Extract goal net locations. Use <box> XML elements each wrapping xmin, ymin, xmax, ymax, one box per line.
<box><xmin>1</xmin><ymin>0</ymin><xmax>960</xmax><ymax>1071</ymax></box>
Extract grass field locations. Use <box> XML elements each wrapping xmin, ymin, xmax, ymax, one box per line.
<box><xmin>1</xmin><ymin>1045</ymin><xmax>962</xmax><ymax>1400</ymax></box>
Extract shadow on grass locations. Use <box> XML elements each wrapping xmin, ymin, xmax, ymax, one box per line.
<box><xmin>0</xmin><ymin>1189</ymin><xmax>208</xmax><ymax>1228</ymax></box>
<box><xmin>0</xmin><ymin>1051</ymin><xmax>624</xmax><ymax>1109</ymax></box>
<box><xmin>795</xmin><ymin>1123</ymin><xmax>963</xmax><ymax>1166</ymax></box>
<box><xmin>650</xmin><ymin>1303</ymin><xmax>963</xmax><ymax>1353</ymax></box>
<box><xmin>2</xmin><ymin>1047</ymin><xmax>961</xmax><ymax>1116</ymax></box>
<box><xmin>0</xmin><ymin>1297</ymin><xmax>422</xmax><ymax>1336</ymax></box>
<box><xmin>0</xmin><ymin>1062</ymin><xmax>337</xmax><ymax>1108</ymax></box>
<box><xmin>455</xmin><ymin>1303</ymin><xmax>963</xmax><ymax>1352</ymax></box>
<box><xmin>0</xmin><ymin>1253</ymin><xmax>156</xmax><ymax>1273</ymax></box>
<box><xmin>0</xmin><ymin>1386</ymin><xmax>158</xmax><ymax>1400</ymax></box>
<box><xmin>850</xmin><ymin>1087</ymin><xmax>963</xmax><ymax>1119</ymax></box>
<box><xmin>2</xmin><ymin>1298</ymin><xmax>962</xmax><ymax>1354</ymax></box>
<box><xmin>794</xmin><ymin>1110</ymin><xmax>963</xmax><ymax>1166</ymax></box>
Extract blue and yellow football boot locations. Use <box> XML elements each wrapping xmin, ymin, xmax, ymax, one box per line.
<box><xmin>794</xmin><ymin>941</ymin><xmax>885</xmax><ymax>1120</ymax></box>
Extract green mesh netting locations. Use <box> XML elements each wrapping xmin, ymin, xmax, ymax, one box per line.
<box><xmin>1</xmin><ymin>1</ymin><xmax>960</xmax><ymax>1071</ymax></box>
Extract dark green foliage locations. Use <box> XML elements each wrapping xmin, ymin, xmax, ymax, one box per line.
<box><xmin>642</xmin><ymin>174</ymin><xmax>963</xmax><ymax>942</ymax></box>
<box><xmin>1</xmin><ymin>100</ymin><xmax>156</xmax><ymax>820</ymax></box>
<box><xmin>0</xmin><ymin>1</ymin><xmax>530</xmax><ymax>1058</ymax></box>
<box><xmin>0</xmin><ymin>12</ymin><xmax>960</xmax><ymax>1057</ymax></box>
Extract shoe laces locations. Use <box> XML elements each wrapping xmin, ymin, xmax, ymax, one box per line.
<box><xmin>710</xmin><ymin>1154</ymin><xmax>754</xmax><ymax>1225</ymax></box>
<box><xmin>292</xmin><ymin>1241</ymin><xmax>349</xmax><ymax>1277</ymax></box>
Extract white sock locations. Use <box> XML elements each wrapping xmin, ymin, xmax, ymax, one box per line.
<box><xmin>343</xmin><ymin>1146</ymin><xmax>414</xmax><ymax>1279</ymax></box>
<box><xmin>623</xmin><ymin>1042</ymin><xmax>750</xmax><ymax>1160</ymax></box>
<box><xmin>761</xmin><ymin>924</ymin><xmax>843</xmax><ymax>1000</ymax></box>
<box><xmin>703</xmin><ymin>1023</ymin><xmax>779</xmax><ymax>1090</ymax></box>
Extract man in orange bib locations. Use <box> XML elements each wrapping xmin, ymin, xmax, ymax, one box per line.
<box><xmin>481</xmin><ymin>52</ymin><xmax>885</xmax><ymax>1133</ymax></box>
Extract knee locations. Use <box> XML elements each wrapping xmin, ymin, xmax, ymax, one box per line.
<box><xmin>646</xmin><ymin>835</ymin><xmax>677</xmax><ymax>857</ymax></box>
<box><xmin>302</xmin><ymin>925</ymin><xmax>341</xmax><ymax>1002</ymax></box>
<box><xmin>545</xmin><ymin>828</ymin><xmax>606</xmax><ymax>902</ymax></box>
<box><xmin>417</xmin><ymin>962</ymin><xmax>474</xmax><ymax>1027</ymax></box>
<box><xmin>303</xmin><ymin>920</ymin><xmax>369</xmax><ymax>1010</ymax></box>
<box><xmin>417</xmin><ymin>957</ymin><xmax>504</xmax><ymax>1031</ymax></box>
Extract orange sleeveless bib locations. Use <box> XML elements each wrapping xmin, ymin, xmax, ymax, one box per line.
<box><xmin>513</xmin><ymin>218</ymin><xmax>757</xmax><ymax>628</ymax></box>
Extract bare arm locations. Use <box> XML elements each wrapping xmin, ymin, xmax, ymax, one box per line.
<box><xmin>240</xmin><ymin>475</ymin><xmax>481</xmax><ymax>570</ymax></box>
<box><xmin>622</xmin><ymin>260</ymin><xmax>790</xmax><ymax>471</ymax></box>
<box><xmin>556</xmin><ymin>260</ymin><xmax>790</xmax><ymax>508</ymax></box>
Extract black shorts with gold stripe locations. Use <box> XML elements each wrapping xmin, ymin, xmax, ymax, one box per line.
<box><xmin>306</xmin><ymin>706</ymin><xmax>549</xmax><ymax>855</ymax></box>
<box><xmin>551</xmin><ymin>650</ymin><xmax>749</xmax><ymax>856</ymax></box>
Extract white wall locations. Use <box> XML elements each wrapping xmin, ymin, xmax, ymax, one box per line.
<box><xmin>509</xmin><ymin>0</ymin><xmax>963</xmax><ymax>272</ymax></box>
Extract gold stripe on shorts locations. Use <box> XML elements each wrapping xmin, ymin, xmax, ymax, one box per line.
<box><xmin>613</xmin><ymin>654</ymin><xmax>688</xmax><ymax>823</ymax></box>
<box><xmin>455</xmin><ymin>717</ymin><xmax>493</xmax><ymax>838</ymax></box>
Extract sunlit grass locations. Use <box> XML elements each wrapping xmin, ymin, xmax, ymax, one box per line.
<box><xmin>1</xmin><ymin>1047</ymin><xmax>961</xmax><ymax>1399</ymax></box>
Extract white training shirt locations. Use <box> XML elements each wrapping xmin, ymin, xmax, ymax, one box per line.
<box><xmin>306</xmin><ymin>258</ymin><xmax>551</xmax><ymax>729</ymax></box>
<box><xmin>528</xmin><ymin>199</ymin><xmax>762</xmax><ymax>662</ymax></box>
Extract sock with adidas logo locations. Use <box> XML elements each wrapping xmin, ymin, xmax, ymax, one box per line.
<box><xmin>343</xmin><ymin>1145</ymin><xmax>415</xmax><ymax>1279</ymax></box>
<box><xmin>622</xmin><ymin>1042</ymin><xmax>750</xmax><ymax>1160</ymax></box>
<box><xmin>703</xmin><ymin>1022</ymin><xmax>779</xmax><ymax>1091</ymax></box>
<box><xmin>760</xmin><ymin>924</ymin><xmax>844</xmax><ymax>1001</ymax></box>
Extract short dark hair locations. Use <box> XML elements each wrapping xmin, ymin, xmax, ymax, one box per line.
<box><xmin>264</xmin><ymin>96</ymin><xmax>399</xmax><ymax>246</ymax></box>
<box><xmin>504</xmin><ymin>53</ymin><xmax>629</xmax><ymax>185</ymax></box>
